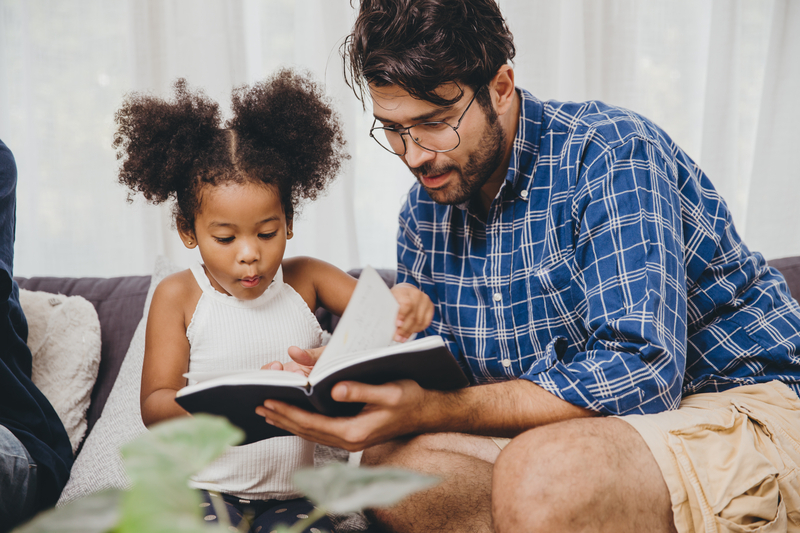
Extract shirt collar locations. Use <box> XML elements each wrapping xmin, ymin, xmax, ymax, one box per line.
<box><xmin>505</xmin><ymin>88</ymin><xmax>542</xmax><ymax>191</ymax></box>
<box><xmin>457</xmin><ymin>88</ymin><xmax>543</xmax><ymax>212</ymax></box>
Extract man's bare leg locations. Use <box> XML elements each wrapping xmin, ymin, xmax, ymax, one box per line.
<box><xmin>361</xmin><ymin>432</ymin><xmax>500</xmax><ymax>533</ymax></box>
<box><xmin>493</xmin><ymin>417</ymin><xmax>678</xmax><ymax>533</ymax></box>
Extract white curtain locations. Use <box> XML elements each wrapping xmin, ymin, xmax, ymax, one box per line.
<box><xmin>0</xmin><ymin>0</ymin><xmax>797</xmax><ymax>278</ymax></box>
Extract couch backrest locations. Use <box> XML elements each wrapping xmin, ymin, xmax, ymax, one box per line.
<box><xmin>14</xmin><ymin>275</ymin><xmax>150</xmax><ymax>438</ymax></box>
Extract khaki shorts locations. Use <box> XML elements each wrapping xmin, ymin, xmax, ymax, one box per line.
<box><xmin>619</xmin><ymin>381</ymin><xmax>800</xmax><ymax>533</ymax></box>
<box><xmin>491</xmin><ymin>437</ymin><xmax>512</xmax><ymax>450</ymax></box>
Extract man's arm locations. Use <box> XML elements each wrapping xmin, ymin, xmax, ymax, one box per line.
<box><xmin>257</xmin><ymin>375</ymin><xmax>594</xmax><ymax>452</ymax></box>
<box><xmin>256</xmin><ymin>191</ymin><xmax>593</xmax><ymax>450</ymax></box>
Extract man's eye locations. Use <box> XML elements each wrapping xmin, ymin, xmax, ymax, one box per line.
<box><xmin>215</xmin><ymin>236</ymin><xmax>234</xmax><ymax>244</ymax></box>
<box><xmin>418</xmin><ymin>122</ymin><xmax>449</xmax><ymax>131</ymax></box>
<box><xmin>259</xmin><ymin>232</ymin><xmax>278</xmax><ymax>240</ymax></box>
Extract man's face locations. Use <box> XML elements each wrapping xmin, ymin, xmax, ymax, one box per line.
<box><xmin>370</xmin><ymin>84</ymin><xmax>506</xmax><ymax>205</ymax></box>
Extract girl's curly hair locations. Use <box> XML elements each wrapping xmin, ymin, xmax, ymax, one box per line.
<box><xmin>113</xmin><ymin>69</ymin><xmax>348</xmax><ymax>235</ymax></box>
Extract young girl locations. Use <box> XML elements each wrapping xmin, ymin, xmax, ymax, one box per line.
<box><xmin>113</xmin><ymin>70</ymin><xmax>433</xmax><ymax>532</ymax></box>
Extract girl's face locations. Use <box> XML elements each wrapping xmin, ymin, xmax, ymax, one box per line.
<box><xmin>181</xmin><ymin>181</ymin><xmax>291</xmax><ymax>300</ymax></box>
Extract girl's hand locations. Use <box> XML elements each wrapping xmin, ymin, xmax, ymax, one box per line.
<box><xmin>391</xmin><ymin>283</ymin><xmax>434</xmax><ymax>342</ymax></box>
<box><xmin>261</xmin><ymin>346</ymin><xmax>322</xmax><ymax>377</ymax></box>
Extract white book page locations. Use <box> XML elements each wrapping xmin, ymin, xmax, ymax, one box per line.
<box><xmin>311</xmin><ymin>266</ymin><xmax>399</xmax><ymax>379</ymax></box>
<box><xmin>309</xmin><ymin>335</ymin><xmax>444</xmax><ymax>385</ymax></box>
<box><xmin>178</xmin><ymin>369</ymin><xmax>308</xmax><ymax>395</ymax></box>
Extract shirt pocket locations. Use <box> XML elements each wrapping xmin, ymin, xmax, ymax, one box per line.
<box><xmin>523</xmin><ymin>258</ymin><xmax>583</xmax><ymax>356</ymax></box>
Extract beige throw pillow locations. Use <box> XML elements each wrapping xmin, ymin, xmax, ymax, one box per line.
<box><xmin>20</xmin><ymin>289</ymin><xmax>102</xmax><ymax>454</ymax></box>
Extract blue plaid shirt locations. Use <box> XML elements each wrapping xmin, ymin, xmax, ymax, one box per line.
<box><xmin>396</xmin><ymin>88</ymin><xmax>800</xmax><ymax>415</ymax></box>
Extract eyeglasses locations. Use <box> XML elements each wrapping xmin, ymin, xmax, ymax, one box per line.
<box><xmin>369</xmin><ymin>88</ymin><xmax>480</xmax><ymax>156</ymax></box>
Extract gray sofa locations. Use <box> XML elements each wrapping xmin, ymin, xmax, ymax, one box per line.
<box><xmin>14</xmin><ymin>257</ymin><xmax>800</xmax><ymax>507</ymax></box>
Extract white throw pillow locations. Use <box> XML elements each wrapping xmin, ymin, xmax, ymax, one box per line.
<box><xmin>20</xmin><ymin>289</ymin><xmax>101</xmax><ymax>454</ymax></box>
<box><xmin>57</xmin><ymin>256</ymin><xmax>180</xmax><ymax>505</ymax></box>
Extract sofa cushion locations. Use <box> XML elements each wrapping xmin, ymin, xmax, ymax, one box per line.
<box><xmin>57</xmin><ymin>257</ymin><xmax>177</xmax><ymax>505</ymax></box>
<box><xmin>15</xmin><ymin>275</ymin><xmax>150</xmax><ymax>436</ymax></box>
<box><xmin>20</xmin><ymin>289</ymin><xmax>101</xmax><ymax>454</ymax></box>
<box><xmin>769</xmin><ymin>255</ymin><xmax>800</xmax><ymax>299</ymax></box>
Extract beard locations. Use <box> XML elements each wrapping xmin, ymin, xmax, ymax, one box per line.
<box><xmin>410</xmin><ymin>111</ymin><xmax>506</xmax><ymax>206</ymax></box>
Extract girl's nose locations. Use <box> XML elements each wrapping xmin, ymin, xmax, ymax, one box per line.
<box><xmin>238</xmin><ymin>239</ymin><xmax>259</xmax><ymax>263</ymax></box>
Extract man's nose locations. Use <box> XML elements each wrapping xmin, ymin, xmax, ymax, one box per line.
<box><xmin>402</xmin><ymin>138</ymin><xmax>436</xmax><ymax>169</ymax></box>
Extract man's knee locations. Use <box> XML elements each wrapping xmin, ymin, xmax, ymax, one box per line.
<box><xmin>492</xmin><ymin>418</ymin><xmax>674</xmax><ymax>533</ymax></box>
<box><xmin>492</xmin><ymin>424</ymin><xmax>572</xmax><ymax>531</ymax></box>
<box><xmin>362</xmin><ymin>432</ymin><xmax>483</xmax><ymax>468</ymax></box>
<box><xmin>361</xmin><ymin>437</ymin><xmax>412</xmax><ymax>467</ymax></box>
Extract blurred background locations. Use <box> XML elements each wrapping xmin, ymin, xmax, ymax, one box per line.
<box><xmin>1</xmin><ymin>0</ymin><xmax>798</xmax><ymax>277</ymax></box>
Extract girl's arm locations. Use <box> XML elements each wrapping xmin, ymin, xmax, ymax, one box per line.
<box><xmin>140</xmin><ymin>271</ymin><xmax>197</xmax><ymax>426</ymax></box>
<box><xmin>282</xmin><ymin>256</ymin><xmax>356</xmax><ymax>317</ymax></box>
<box><xmin>282</xmin><ymin>257</ymin><xmax>433</xmax><ymax>340</ymax></box>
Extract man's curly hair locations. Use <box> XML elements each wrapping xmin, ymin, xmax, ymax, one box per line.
<box><xmin>113</xmin><ymin>69</ymin><xmax>348</xmax><ymax>235</ymax></box>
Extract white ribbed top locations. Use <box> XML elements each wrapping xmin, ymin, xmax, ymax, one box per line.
<box><xmin>186</xmin><ymin>262</ymin><xmax>323</xmax><ymax>499</ymax></box>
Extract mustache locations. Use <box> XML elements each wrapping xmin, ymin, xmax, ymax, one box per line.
<box><xmin>411</xmin><ymin>162</ymin><xmax>458</xmax><ymax>179</ymax></box>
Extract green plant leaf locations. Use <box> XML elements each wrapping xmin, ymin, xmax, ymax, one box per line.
<box><xmin>12</xmin><ymin>489</ymin><xmax>122</xmax><ymax>533</ymax></box>
<box><xmin>116</xmin><ymin>414</ymin><xmax>244</xmax><ymax>533</ymax></box>
<box><xmin>122</xmin><ymin>414</ymin><xmax>243</xmax><ymax>483</ymax></box>
<box><xmin>292</xmin><ymin>463</ymin><xmax>440</xmax><ymax>514</ymax></box>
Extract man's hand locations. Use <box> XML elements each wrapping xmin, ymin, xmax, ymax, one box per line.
<box><xmin>391</xmin><ymin>283</ymin><xmax>434</xmax><ymax>342</ymax></box>
<box><xmin>255</xmin><ymin>379</ymin><xmax>432</xmax><ymax>451</ymax></box>
<box><xmin>260</xmin><ymin>346</ymin><xmax>324</xmax><ymax>377</ymax></box>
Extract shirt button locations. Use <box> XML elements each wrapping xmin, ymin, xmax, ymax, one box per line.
<box><xmin>520</xmin><ymin>190</ymin><xmax>528</xmax><ymax>198</ymax></box>
<box><xmin>493</xmin><ymin>292</ymin><xmax>502</xmax><ymax>302</ymax></box>
<box><xmin>501</xmin><ymin>359</ymin><xmax>512</xmax><ymax>367</ymax></box>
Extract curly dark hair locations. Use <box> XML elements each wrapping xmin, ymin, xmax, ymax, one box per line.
<box><xmin>113</xmin><ymin>69</ymin><xmax>348</xmax><ymax>235</ymax></box>
<box><xmin>342</xmin><ymin>0</ymin><xmax>515</xmax><ymax>108</ymax></box>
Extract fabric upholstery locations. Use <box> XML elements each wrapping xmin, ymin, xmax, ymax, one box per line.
<box><xmin>15</xmin><ymin>275</ymin><xmax>150</xmax><ymax>437</ymax></box>
<box><xmin>55</xmin><ymin>257</ymin><xmax>177</xmax><ymax>505</ymax></box>
<box><xmin>769</xmin><ymin>256</ymin><xmax>800</xmax><ymax>300</ymax></box>
<box><xmin>20</xmin><ymin>289</ymin><xmax>101</xmax><ymax>453</ymax></box>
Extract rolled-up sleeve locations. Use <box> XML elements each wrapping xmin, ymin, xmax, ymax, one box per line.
<box><xmin>521</xmin><ymin>136</ymin><xmax>687</xmax><ymax>415</ymax></box>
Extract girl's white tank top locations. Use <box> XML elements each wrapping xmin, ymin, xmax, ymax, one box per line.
<box><xmin>186</xmin><ymin>262</ymin><xmax>323</xmax><ymax>499</ymax></box>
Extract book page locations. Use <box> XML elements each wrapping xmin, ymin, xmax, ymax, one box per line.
<box><xmin>178</xmin><ymin>369</ymin><xmax>309</xmax><ymax>394</ymax></box>
<box><xmin>311</xmin><ymin>335</ymin><xmax>444</xmax><ymax>382</ymax></box>
<box><xmin>312</xmin><ymin>266</ymin><xmax>399</xmax><ymax>378</ymax></box>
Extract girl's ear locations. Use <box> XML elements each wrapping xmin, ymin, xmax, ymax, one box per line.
<box><xmin>286</xmin><ymin>219</ymin><xmax>294</xmax><ymax>240</ymax></box>
<box><xmin>178</xmin><ymin>226</ymin><xmax>198</xmax><ymax>249</ymax></box>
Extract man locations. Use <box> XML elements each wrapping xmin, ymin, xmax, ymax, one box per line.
<box><xmin>0</xmin><ymin>138</ymin><xmax>73</xmax><ymax>531</ymax></box>
<box><xmin>257</xmin><ymin>1</ymin><xmax>800</xmax><ymax>532</ymax></box>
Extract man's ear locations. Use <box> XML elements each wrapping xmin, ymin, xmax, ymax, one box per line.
<box><xmin>490</xmin><ymin>65</ymin><xmax>516</xmax><ymax>117</ymax></box>
<box><xmin>178</xmin><ymin>225</ymin><xmax>198</xmax><ymax>249</ymax></box>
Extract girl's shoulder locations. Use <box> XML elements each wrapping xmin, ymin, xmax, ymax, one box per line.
<box><xmin>152</xmin><ymin>268</ymin><xmax>202</xmax><ymax>305</ymax></box>
<box><xmin>281</xmin><ymin>256</ymin><xmax>346</xmax><ymax>286</ymax></box>
<box><xmin>281</xmin><ymin>256</ymin><xmax>357</xmax><ymax>316</ymax></box>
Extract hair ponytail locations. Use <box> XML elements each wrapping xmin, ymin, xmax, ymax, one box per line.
<box><xmin>113</xmin><ymin>79</ymin><xmax>225</xmax><ymax>231</ymax></box>
<box><xmin>228</xmin><ymin>69</ymin><xmax>348</xmax><ymax>218</ymax></box>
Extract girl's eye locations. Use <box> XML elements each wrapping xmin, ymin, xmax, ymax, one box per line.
<box><xmin>215</xmin><ymin>236</ymin><xmax>234</xmax><ymax>244</ymax></box>
<box><xmin>259</xmin><ymin>232</ymin><xmax>278</xmax><ymax>240</ymax></box>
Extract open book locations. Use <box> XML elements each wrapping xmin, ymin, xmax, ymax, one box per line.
<box><xmin>174</xmin><ymin>266</ymin><xmax>469</xmax><ymax>444</ymax></box>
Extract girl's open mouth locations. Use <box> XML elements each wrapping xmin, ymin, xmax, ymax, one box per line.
<box><xmin>240</xmin><ymin>276</ymin><xmax>261</xmax><ymax>288</ymax></box>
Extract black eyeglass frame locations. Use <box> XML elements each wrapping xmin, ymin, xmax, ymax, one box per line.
<box><xmin>368</xmin><ymin>87</ymin><xmax>481</xmax><ymax>156</ymax></box>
